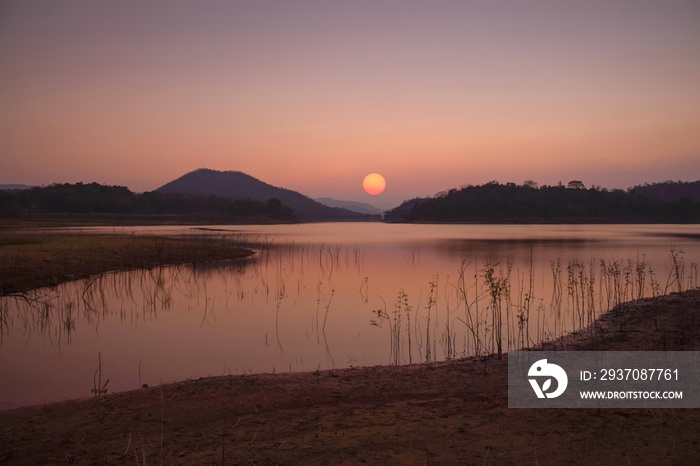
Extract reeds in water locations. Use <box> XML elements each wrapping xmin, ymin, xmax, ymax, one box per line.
<box><xmin>371</xmin><ymin>247</ymin><xmax>698</xmax><ymax>365</ymax></box>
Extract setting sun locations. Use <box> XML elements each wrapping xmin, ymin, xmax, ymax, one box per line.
<box><xmin>362</xmin><ymin>173</ymin><xmax>386</xmax><ymax>195</ymax></box>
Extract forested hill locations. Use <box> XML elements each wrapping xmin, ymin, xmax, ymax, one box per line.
<box><xmin>157</xmin><ymin>169</ymin><xmax>379</xmax><ymax>221</ymax></box>
<box><xmin>384</xmin><ymin>181</ymin><xmax>700</xmax><ymax>223</ymax></box>
<box><xmin>0</xmin><ymin>182</ymin><xmax>297</xmax><ymax>222</ymax></box>
<box><xmin>629</xmin><ymin>180</ymin><xmax>700</xmax><ymax>202</ymax></box>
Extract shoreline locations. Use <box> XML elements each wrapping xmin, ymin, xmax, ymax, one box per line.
<box><xmin>0</xmin><ymin>229</ymin><xmax>254</xmax><ymax>296</ymax></box>
<box><xmin>1</xmin><ymin>289</ymin><xmax>699</xmax><ymax>464</ymax></box>
<box><xmin>2</xmin><ymin>225</ymin><xmax>700</xmax><ymax>463</ymax></box>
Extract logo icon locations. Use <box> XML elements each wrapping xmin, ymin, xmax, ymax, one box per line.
<box><xmin>528</xmin><ymin>359</ymin><xmax>568</xmax><ymax>398</ymax></box>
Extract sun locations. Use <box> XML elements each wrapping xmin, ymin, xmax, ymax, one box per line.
<box><xmin>362</xmin><ymin>173</ymin><xmax>386</xmax><ymax>195</ymax></box>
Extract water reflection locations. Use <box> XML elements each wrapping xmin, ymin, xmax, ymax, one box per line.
<box><xmin>1</xmin><ymin>224</ymin><xmax>699</xmax><ymax>409</ymax></box>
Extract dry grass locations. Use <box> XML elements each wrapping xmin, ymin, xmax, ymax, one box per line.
<box><xmin>0</xmin><ymin>230</ymin><xmax>252</xmax><ymax>296</ymax></box>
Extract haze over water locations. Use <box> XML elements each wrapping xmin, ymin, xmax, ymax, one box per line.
<box><xmin>1</xmin><ymin>223</ymin><xmax>699</xmax><ymax>409</ymax></box>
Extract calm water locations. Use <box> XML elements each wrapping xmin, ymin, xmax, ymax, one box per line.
<box><xmin>1</xmin><ymin>223</ymin><xmax>699</xmax><ymax>409</ymax></box>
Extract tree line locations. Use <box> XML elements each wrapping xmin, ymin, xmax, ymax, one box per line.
<box><xmin>384</xmin><ymin>180</ymin><xmax>700</xmax><ymax>223</ymax></box>
<box><xmin>628</xmin><ymin>180</ymin><xmax>700</xmax><ymax>202</ymax></box>
<box><xmin>0</xmin><ymin>182</ymin><xmax>296</xmax><ymax>220</ymax></box>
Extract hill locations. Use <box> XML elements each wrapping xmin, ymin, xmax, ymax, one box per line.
<box><xmin>157</xmin><ymin>169</ymin><xmax>380</xmax><ymax>221</ymax></box>
<box><xmin>629</xmin><ymin>180</ymin><xmax>700</xmax><ymax>202</ymax></box>
<box><xmin>0</xmin><ymin>184</ymin><xmax>35</xmax><ymax>191</ymax></box>
<box><xmin>384</xmin><ymin>181</ymin><xmax>700</xmax><ymax>223</ymax></box>
<box><xmin>314</xmin><ymin>197</ymin><xmax>383</xmax><ymax>215</ymax></box>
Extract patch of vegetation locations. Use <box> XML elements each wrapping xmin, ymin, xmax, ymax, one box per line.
<box><xmin>0</xmin><ymin>237</ymin><xmax>40</xmax><ymax>247</ymax></box>
<box><xmin>0</xmin><ymin>182</ymin><xmax>297</xmax><ymax>222</ymax></box>
<box><xmin>0</xmin><ymin>231</ymin><xmax>253</xmax><ymax>296</ymax></box>
<box><xmin>385</xmin><ymin>180</ymin><xmax>700</xmax><ymax>223</ymax></box>
<box><xmin>629</xmin><ymin>179</ymin><xmax>700</xmax><ymax>202</ymax></box>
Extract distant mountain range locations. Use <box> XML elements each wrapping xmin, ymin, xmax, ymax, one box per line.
<box><xmin>5</xmin><ymin>174</ymin><xmax>698</xmax><ymax>224</ymax></box>
<box><xmin>0</xmin><ymin>184</ymin><xmax>35</xmax><ymax>190</ymax></box>
<box><xmin>314</xmin><ymin>198</ymin><xmax>384</xmax><ymax>215</ymax></box>
<box><xmin>157</xmin><ymin>169</ymin><xmax>381</xmax><ymax>221</ymax></box>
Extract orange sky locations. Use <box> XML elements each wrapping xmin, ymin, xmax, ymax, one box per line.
<box><xmin>1</xmin><ymin>1</ymin><xmax>699</xmax><ymax>208</ymax></box>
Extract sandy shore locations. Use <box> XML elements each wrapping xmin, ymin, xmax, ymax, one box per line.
<box><xmin>1</xmin><ymin>289</ymin><xmax>699</xmax><ymax>465</ymax></box>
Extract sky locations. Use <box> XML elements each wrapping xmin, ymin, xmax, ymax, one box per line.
<box><xmin>1</xmin><ymin>1</ymin><xmax>699</xmax><ymax>208</ymax></box>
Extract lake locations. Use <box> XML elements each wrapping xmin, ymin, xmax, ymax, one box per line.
<box><xmin>1</xmin><ymin>223</ymin><xmax>699</xmax><ymax>409</ymax></box>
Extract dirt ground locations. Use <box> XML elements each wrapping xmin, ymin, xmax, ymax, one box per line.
<box><xmin>1</xmin><ymin>289</ymin><xmax>699</xmax><ymax>465</ymax></box>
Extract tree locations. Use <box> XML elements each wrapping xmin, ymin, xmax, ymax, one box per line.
<box><xmin>266</xmin><ymin>197</ymin><xmax>282</xmax><ymax>214</ymax></box>
<box><xmin>567</xmin><ymin>180</ymin><xmax>586</xmax><ymax>190</ymax></box>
